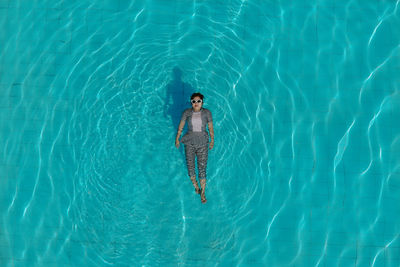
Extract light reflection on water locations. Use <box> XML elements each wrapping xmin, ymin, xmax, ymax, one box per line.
<box><xmin>0</xmin><ymin>0</ymin><xmax>399</xmax><ymax>266</ymax></box>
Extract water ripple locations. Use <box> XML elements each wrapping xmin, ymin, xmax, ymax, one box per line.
<box><xmin>1</xmin><ymin>0</ymin><xmax>400</xmax><ymax>266</ymax></box>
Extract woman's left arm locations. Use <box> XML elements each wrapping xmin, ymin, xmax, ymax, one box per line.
<box><xmin>207</xmin><ymin>110</ymin><xmax>214</xmax><ymax>149</ymax></box>
<box><xmin>208</xmin><ymin>122</ymin><xmax>214</xmax><ymax>143</ymax></box>
<box><xmin>208</xmin><ymin>122</ymin><xmax>214</xmax><ymax>150</ymax></box>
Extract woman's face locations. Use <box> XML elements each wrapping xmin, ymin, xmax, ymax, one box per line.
<box><xmin>191</xmin><ymin>96</ymin><xmax>203</xmax><ymax>109</ymax></box>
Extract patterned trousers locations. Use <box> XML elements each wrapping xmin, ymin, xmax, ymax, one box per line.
<box><xmin>184</xmin><ymin>144</ymin><xmax>208</xmax><ymax>179</ymax></box>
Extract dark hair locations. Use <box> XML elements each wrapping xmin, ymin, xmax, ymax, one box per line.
<box><xmin>190</xmin><ymin>92</ymin><xmax>204</xmax><ymax>101</ymax></box>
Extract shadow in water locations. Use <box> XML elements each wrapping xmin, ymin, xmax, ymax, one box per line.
<box><xmin>164</xmin><ymin>66</ymin><xmax>195</xmax><ymax>131</ymax></box>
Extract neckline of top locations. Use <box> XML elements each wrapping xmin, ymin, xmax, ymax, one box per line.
<box><xmin>192</xmin><ymin>107</ymin><xmax>203</xmax><ymax>112</ymax></box>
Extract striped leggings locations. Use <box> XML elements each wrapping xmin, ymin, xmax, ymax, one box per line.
<box><xmin>184</xmin><ymin>144</ymin><xmax>208</xmax><ymax>180</ymax></box>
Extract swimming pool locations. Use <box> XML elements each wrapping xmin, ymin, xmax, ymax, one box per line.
<box><xmin>1</xmin><ymin>0</ymin><xmax>399</xmax><ymax>266</ymax></box>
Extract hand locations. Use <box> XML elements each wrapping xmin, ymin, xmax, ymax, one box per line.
<box><xmin>175</xmin><ymin>139</ymin><xmax>180</xmax><ymax>149</ymax></box>
<box><xmin>209</xmin><ymin>140</ymin><xmax>214</xmax><ymax>150</ymax></box>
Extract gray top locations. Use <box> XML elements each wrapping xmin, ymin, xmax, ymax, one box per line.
<box><xmin>179</xmin><ymin>107</ymin><xmax>213</xmax><ymax>146</ymax></box>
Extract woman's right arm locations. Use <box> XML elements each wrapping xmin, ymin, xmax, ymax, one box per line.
<box><xmin>175</xmin><ymin>120</ymin><xmax>185</xmax><ymax>141</ymax></box>
<box><xmin>176</xmin><ymin>110</ymin><xmax>187</xmax><ymax>148</ymax></box>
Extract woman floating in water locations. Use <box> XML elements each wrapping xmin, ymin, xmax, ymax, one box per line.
<box><xmin>175</xmin><ymin>92</ymin><xmax>214</xmax><ymax>204</ymax></box>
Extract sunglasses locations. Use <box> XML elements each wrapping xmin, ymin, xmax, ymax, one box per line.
<box><xmin>191</xmin><ymin>99</ymin><xmax>202</xmax><ymax>104</ymax></box>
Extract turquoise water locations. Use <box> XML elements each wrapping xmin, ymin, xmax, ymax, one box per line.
<box><xmin>1</xmin><ymin>0</ymin><xmax>400</xmax><ymax>266</ymax></box>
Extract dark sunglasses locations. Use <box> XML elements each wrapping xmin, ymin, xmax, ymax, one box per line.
<box><xmin>191</xmin><ymin>99</ymin><xmax>202</xmax><ymax>104</ymax></box>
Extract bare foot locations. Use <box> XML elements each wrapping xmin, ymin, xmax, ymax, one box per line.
<box><xmin>195</xmin><ymin>188</ymin><xmax>201</xmax><ymax>194</ymax></box>
<box><xmin>201</xmin><ymin>192</ymin><xmax>207</xmax><ymax>203</ymax></box>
